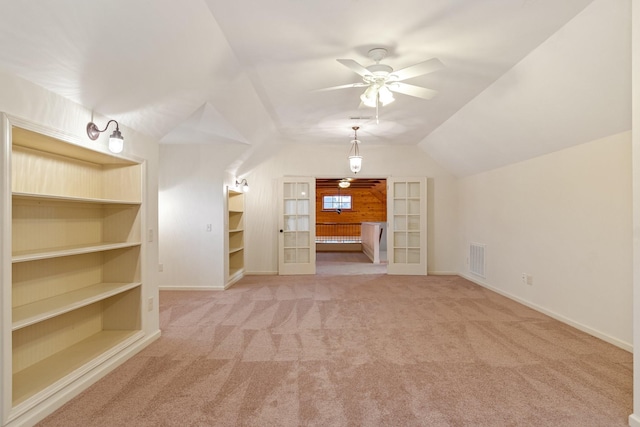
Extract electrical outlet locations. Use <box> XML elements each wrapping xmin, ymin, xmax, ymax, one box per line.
<box><xmin>521</xmin><ymin>273</ymin><xmax>533</xmax><ymax>286</ymax></box>
<box><xmin>147</xmin><ymin>297</ymin><xmax>153</xmax><ymax>312</ymax></box>
<box><xmin>521</xmin><ymin>273</ymin><xmax>527</xmax><ymax>284</ymax></box>
<box><xmin>206</xmin><ymin>224</ymin><xmax>212</xmax><ymax>232</ymax></box>
<box><xmin>526</xmin><ymin>275</ymin><xmax>533</xmax><ymax>286</ymax></box>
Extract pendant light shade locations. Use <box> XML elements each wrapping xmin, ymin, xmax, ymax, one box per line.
<box><xmin>347</xmin><ymin>126</ymin><xmax>363</xmax><ymax>174</ymax></box>
<box><xmin>349</xmin><ymin>155</ymin><xmax>362</xmax><ymax>173</ymax></box>
<box><xmin>108</xmin><ymin>129</ymin><xmax>124</xmax><ymax>154</ymax></box>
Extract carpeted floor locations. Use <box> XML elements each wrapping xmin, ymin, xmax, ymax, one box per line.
<box><xmin>316</xmin><ymin>251</ymin><xmax>387</xmax><ymax>275</ymax></box>
<box><xmin>38</xmin><ymin>274</ymin><xmax>632</xmax><ymax>426</ymax></box>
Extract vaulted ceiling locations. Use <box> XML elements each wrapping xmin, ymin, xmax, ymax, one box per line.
<box><xmin>0</xmin><ymin>0</ymin><xmax>629</xmax><ymax>176</ymax></box>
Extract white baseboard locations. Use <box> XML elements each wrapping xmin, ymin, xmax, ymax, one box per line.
<box><xmin>428</xmin><ymin>271</ymin><xmax>457</xmax><ymax>276</ymax></box>
<box><xmin>6</xmin><ymin>330</ymin><xmax>161</xmax><ymax>427</ymax></box>
<box><xmin>245</xmin><ymin>271</ymin><xmax>278</xmax><ymax>275</ymax></box>
<box><xmin>629</xmin><ymin>413</ymin><xmax>640</xmax><ymax>427</ymax></box>
<box><xmin>459</xmin><ymin>273</ymin><xmax>633</xmax><ymax>352</ymax></box>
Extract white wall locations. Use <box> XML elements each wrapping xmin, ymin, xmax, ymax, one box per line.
<box><xmin>243</xmin><ymin>143</ymin><xmax>459</xmax><ymax>275</ymax></box>
<box><xmin>0</xmin><ymin>69</ymin><xmax>161</xmax><ymax>336</ymax></box>
<box><xmin>458</xmin><ymin>132</ymin><xmax>632</xmax><ymax>349</ymax></box>
<box><xmin>158</xmin><ymin>143</ymin><xmax>246</xmax><ymax>290</ymax></box>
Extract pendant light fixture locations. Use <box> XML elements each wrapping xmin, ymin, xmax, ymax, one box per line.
<box><xmin>348</xmin><ymin>126</ymin><xmax>363</xmax><ymax>174</ymax></box>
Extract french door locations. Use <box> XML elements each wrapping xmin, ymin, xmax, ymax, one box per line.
<box><xmin>278</xmin><ymin>177</ymin><xmax>316</xmax><ymax>275</ymax></box>
<box><xmin>387</xmin><ymin>177</ymin><xmax>427</xmax><ymax>275</ymax></box>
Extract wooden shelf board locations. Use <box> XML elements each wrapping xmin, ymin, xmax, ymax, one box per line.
<box><xmin>229</xmin><ymin>267</ymin><xmax>244</xmax><ymax>277</ymax></box>
<box><xmin>12</xmin><ymin>330</ymin><xmax>142</xmax><ymax>406</ymax></box>
<box><xmin>12</xmin><ymin>126</ymin><xmax>138</xmax><ymax>166</ymax></box>
<box><xmin>12</xmin><ymin>282</ymin><xmax>142</xmax><ymax>330</ymax></box>
<box><xmin>229</xmin><ymin>228</ymin><xmax>244</xmax><ymax>233</ymax></box>
<box><xmin>229</xmin><ymin>247</ymin><xmax>244</xmax><ymax>254</ymax></box>
<box><xmin>12</xmin><ymin>192</ymin><xmax>141</xmax><ymax>205</ymax></box>
<box><xmin>12</xmin><ymin>242</ymin><xmax>142</xmax><ymax>263</ymax></box>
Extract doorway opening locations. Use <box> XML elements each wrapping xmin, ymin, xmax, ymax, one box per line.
<box><xmin>315</xmin><ymin>177</ymin><xmax>387</xmax><ymax>275</ymax></box>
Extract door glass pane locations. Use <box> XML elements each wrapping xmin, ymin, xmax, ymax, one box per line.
<box><xmin>394</xmin><ymin>200</ymin><xmax>407</xmax><ymax>215</ymax></box>
<box><xmin>408</xmin><ymin>182</ymin><xmax>420</xmax><ymax>198</ymax></box>
<box><xmin>284</xmin><ymin>183</ymin><xmax>295</xmax><ymax>199</ymax></box>
<box><xmin>394</xmin><ymin>216</ymin><xmax>406</xmax><ymax>231</ymax></box>
<box><xmin>285</xmin><ymin>200</ymin><xmax>296</xmax><ymax>215</ymax></box>
<box><xmin>408</xmin><ymin>199</ymin><xmax>420</xmax><ymax>215</ymax></box>
<box><xmin>394</xmin><ymin>232</ymin><xmax>407</xmax><ymax>247</ymax></box>
<box><xmin>297</xmin><ymin>248</ymin><xmax>310</xmax><ymax>263</ymax></box>
<box><xmin>297</xmin><ymin>232</ymin><xmax>309</xmax><ymax>247</ymax></box>
<box><xmin>407</xmin><ymin>232</ymin><xmax>420</xmax><ymax>247</ymax></box>
<box><xmin>297</xmin><ymin>183</ymin><xmax>309</xmax><ymax>198</ymax></box>
<box><xmin>284</xmin><ymin>232</ymin><xmax>296</xmax><ymax>247</ymax></box>
<box><xmin>407</xmin><ymin>216</ymin><xmax>420</xmax><ymax>230</ymax></box>
<box><xmin>284</xmin><ymin>215</ymin><xmax>296</xmax><ymax>231</ymax></box>
<box><xmin>407</xmin><ymin>249</ymin><xmax>421</xmax><ymax>263</ymax></box>
<box><xmin>394</xmin><ymin>249</ymin><xmax>407</xmax><ymax>263</ymax></box>
<box><xmin>284</xmin><ymin>248</ymin><xmax>296</xmax><ymax>263</ymax></box>
<box><xmin>394</xmin><ymin>182</ymin><xmax>407</xmax><ymax>198</ymax></box>
<box><xmin>297</xmin><ymin>215</ymin><xmax>309</xmax><ymax>231</ymax></box>
<box><xmin>297</xmin><ymin>200</ymin><xmax>309</xmax><ymax>215</ymax></box>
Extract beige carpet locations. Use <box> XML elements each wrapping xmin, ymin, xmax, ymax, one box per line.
<box><xmin>316</xmin><ymin>251</ymin><xmax>387</xmax><ymax>275</ymax></box>
<box><xmin>38</xmin><ymin>274</ymin><xmax>632</xmax><ymax>426</ymax></box>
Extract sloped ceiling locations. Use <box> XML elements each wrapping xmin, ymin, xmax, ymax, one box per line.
<box><xmin>0</xmin><ymin>0</ymin><xmax>628</xmax><ymax>176</ymax></box>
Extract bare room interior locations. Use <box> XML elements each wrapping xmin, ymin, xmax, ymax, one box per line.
<box><xmin>0</xmin><ymin>1</ymin><xmax>639</xmax><ymax>426</ymax></box>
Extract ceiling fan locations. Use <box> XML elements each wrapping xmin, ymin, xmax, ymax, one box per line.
<box><xmin>319</xmin><ymin>48</ymin><xmax>444</xmax><ymax>110</ymax></box>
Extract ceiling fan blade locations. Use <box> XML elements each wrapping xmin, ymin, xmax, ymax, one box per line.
<box><xmin>315</xmin><ymin>82</ymin><xmax>368</xmax><ymax>92</ymax></box>
<box><xmin>388</xmin><ymin>82</ymin><xmax>438</xmax><ymax>100</ymax></box>
<box><xmin>337</xmin><ymin>59</ymin><xmax>372</xmax><ymax>77</ymax></box>
<box><xmin>392</xmin><ymin>58</ymin><xmax>444</xmax><ymax>81</ymax></box>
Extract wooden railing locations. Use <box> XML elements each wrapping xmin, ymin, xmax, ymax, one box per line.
<box><xmin>315</xmin><ymin>222</ymin><xmax>361</xmax><ymax>243</ymax></box>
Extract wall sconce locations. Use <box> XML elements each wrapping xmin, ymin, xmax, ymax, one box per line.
<box><xmin>348</xmin><ymin>126</ymin><xmax>363</xmax><ymax>174</ymax></box>
<box><xmin>236</xmin><ymin>178</ymin><xmax>250</xmax><ymax>193</ymax></box>
<box><xmin>86</xmin><ymin>120</ymin><xmax>124</xmax><ymax>154</ymax></box>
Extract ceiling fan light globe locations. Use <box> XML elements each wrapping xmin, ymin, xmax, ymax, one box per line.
<box><xmin>360</xmin><ymin>93</ymin><xmax>377</xmax><ymax>108</ymax></box>
<box><xmin>378</xmin><ymin>86</ymin><xmax>395</xmax><ymax>106</ymax></box>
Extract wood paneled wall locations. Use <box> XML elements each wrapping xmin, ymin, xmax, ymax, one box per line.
<box><xmin>316</xmin><ymin>187</ymin><xmax>387</xmax><ymax>224</ymax></box>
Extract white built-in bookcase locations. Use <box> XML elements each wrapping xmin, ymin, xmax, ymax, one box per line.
<box><xmin>226</xmin><ymin>189</ymin><xmax>244</xmax><ymax>287</ymax></box>
<box><xmin>1</xmin><ymin>115</ymin><xmax>151</xmax><ymax>426</ymax></box>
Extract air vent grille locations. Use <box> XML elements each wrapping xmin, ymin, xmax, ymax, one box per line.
<box><xmin>470</xmin><ymin>243</ymin><xmax>486</xmax><ymax>278</ymax></box>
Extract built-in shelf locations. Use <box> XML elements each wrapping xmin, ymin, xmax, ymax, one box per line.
<box><xmin>227</xmin><ymin>189</ymin><xmax>245</xmax><ymax>287</ymax></box>
<box><xmin>2</xmin><ymin>118</ymin><xmax>147</xmax><ymax>424</ymax></box>
<box><xmin>13</xmin><ymin>282</ymin><xmax>142</xmax><ymax>330</ymax></box>
<box><xmin>12</xmin><ymin>242</ymin><xmax>142</xmax><ymax>263</ymax></box>
<box><xmin>12</xmin><ymin>192</ymin><xmax>142</xmax><ymax>205</ymax></box>
<box><xmin>12</xmin><ymin>329</ymin><xmax>143</xmax><ymax>407</ymax></box>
